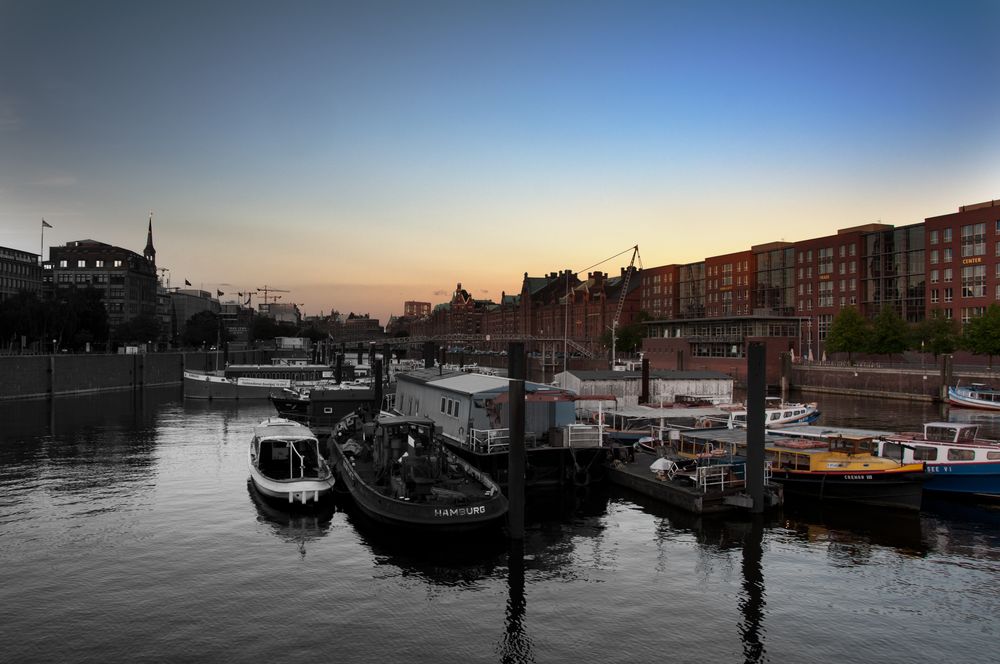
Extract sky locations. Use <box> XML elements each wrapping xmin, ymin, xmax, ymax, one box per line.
<box><xmin>2</xmin><ymin>0</ymin><xmax>998</xmax><ymax>322</ymax></box>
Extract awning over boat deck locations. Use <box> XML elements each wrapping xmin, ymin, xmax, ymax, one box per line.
<box><xmin>579</xmin><ymin>404</ymin><xmax>727</xmax><ymax>420</ymax></box>
<box><xmin>764</xmin><ymin>425</ymin><xmax>891</xmax><ymax>441</ymax></box>
<box><xmin>376</xmin><ymin>414</ymin><xmax>437</xmax><ymax>428</ymax></box>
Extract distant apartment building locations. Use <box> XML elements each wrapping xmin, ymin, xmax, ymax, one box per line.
<box><xmin>45</xmin><ymin>238</ymin><xmax>158</xmax><ymax>331</ymax></box>
<box><xmin>924</xmin><ymin>200</ymin><xmax>999</xmax><ymax>325</ymax></box>
<box><xmin>0</xmin><ymin>246</ymin><xmax>42</xmax><ymax>303</ymax></box>
<box><xmin>172</xmin><ymin>289</ymin><xmax>221</xmax><ymax>337</ymax></box>
<box><xmin>404</xmin><ymin>301</ymin><xmax>431</xmax><ymax>318</ymax></box>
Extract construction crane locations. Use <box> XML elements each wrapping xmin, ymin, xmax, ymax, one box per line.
<box><xmin>610</xmin><ymin>245</ymin><xmax>640</xmax><ymax>368</ymax></box>
<box><xmin>256</xmin><ymin>285</ymin><xmax>289</xmax><ymax>306</ymax></box>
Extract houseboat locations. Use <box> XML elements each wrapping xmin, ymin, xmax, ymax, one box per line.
<box><xmin>184</xmin><ymin>357</ymin><xmax>339</xmax><ymax>400</ymax></box>
<box><xmin>393</xmin><ymin>368</ymin><xmax>607</xmax><ymax>489</ymax></box>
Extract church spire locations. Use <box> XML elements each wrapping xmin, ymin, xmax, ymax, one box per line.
<box><xmin>144</xmin><ymin>211</ymin><xmax>156</xmax><ymax>267</ymax></box>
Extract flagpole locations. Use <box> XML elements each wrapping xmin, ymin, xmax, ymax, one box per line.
<box><xmin>40</xmin><ymin>219</ymin><xmax>44</xmax><ymax>266</ymax></box>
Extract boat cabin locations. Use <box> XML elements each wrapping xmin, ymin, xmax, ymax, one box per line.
<box><xmin>394</xmin><ymin>368</ymin><xmax>577</xmax><ymax>447</ymax></box>
<box><xmin>251</xmin><ymin>420</ymin><xmax>325</xmax><ymax>481</ymax></box>
<box><xmin>922</xmin><ymin>422</ymin><xmax>980</xmax><ymax>444</ymax></box>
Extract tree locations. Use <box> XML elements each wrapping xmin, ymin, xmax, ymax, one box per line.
<box><xmin>913</xmin><ymin>309</ymin><xmax>960</xmax><ymax>357</ymax></box>
<box><xmin>182</xmin><ymin>310</ymin><xmax>230</xmax><ymax>348</ymax></box>
<box><xmin>0</xmin><ymin>291</ymin><xmax>46</xmax><ymax>351</ymax></box>
<box><xmin>869</xmin><ymin>306</ymin><xmax>910</xmax><ymax>358</ymax></box>
<box><xmin>115</xmin><ymin>314</ymin><xmax>162</xmax><ymax>344</ymax></box>
<box><xmin>962</xmin><ymin>303</ymin><xmax>1000</xmax><ymax>369</ymax></box>
<box><xmin>250</xmin><ymin>315</ymin><xmax>296</xmax><ymax>342</ymax></box>
<box><xmin>824</xmin><ymin>306</ymin><xmax>870</xmax><ymax>363</ymax></box>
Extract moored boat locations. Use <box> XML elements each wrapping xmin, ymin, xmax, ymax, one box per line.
<box><xmin>699</xmin><ymin>399</ymin><xmax>821</xmax><ymax>429</ymax></box>
<box><xmin>766</xmin><ymin>434</ymin><xmax>926</xmax><ymax>510</ymax></box>
<box><xmin>331</xmin><ymin>411</ymin><xmax>508</xmax><ymax>533</ymax></box>
<box><xmin>948</xmin><ymin>384</ymin><xmax>1000</xmax><ymax>411</ymax></box>
<box><xmin>875</xmin><ymin>422</ymin><xmax>1000</xmax><ymax>498</ymax></box>
<box><xmin>248</xmin><ymin>418</ymin><xmax>336</xmax><ymax>505</ymax></box>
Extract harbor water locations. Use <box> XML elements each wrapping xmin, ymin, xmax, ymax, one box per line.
<box><xmin>2</xmin><ymin>388</ymin><xmax>999</xmax><ymax>663</ymax></box>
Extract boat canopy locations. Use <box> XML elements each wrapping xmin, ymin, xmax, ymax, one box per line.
<box><xmin>923</xmin><ymin>422</ymin><xmax>979</xmax><ymax>443</ymax></box>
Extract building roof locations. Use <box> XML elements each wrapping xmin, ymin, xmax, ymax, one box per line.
<box><xmin>561</xmin><ymin>370</ymin><xmax>732</xmax><ymax>381</ymax></box>
<box><xmin>396</xmin><ymin>367</ymin><xmax>564</xmax><ymax>396</ymax></box>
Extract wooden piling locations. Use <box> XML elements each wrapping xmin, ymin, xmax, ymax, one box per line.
<box><xmin>508</xmin><ymin>342</ymin><xmax>526</xmax><ymax>539</ymax></box>
<box><xmin>746</xmin><ymin>342</ymin><xmax>766</xmax><ymax>513</ymax></box>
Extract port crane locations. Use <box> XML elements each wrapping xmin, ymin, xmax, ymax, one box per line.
<box><xmin>256</xmin><ymin>286</ymin><xmax>289</xmax><ymax>307</ymax></box>
<box><xmin>610</xmin><ymin>245</ymin><xmax>640</xmax><ymax>368</ymax></box>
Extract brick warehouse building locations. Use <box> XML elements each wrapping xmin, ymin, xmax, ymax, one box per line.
<box><xmin>642</xmin><ymin>199</ymin><xmax>1000</xmax><ymax>383</ymax></box>
<box><xmin>395</xmin><ymin>198</ymin><xmax>998</xmax><ymax>384</ymax></box>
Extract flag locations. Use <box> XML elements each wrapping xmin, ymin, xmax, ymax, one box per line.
<box><xmin>217</xmin><ymin>289</ymin><xmax>224</xmax><ymax>297</ymax></box>
<box><xmin>42</xmin><ymin>219</ymin><xmax>52</xmax><ymax>228</ymax></box>
<box><xmin>185</xmin><ymin>279</ymin><xmax>192</xmax><ymax>286</ymax></box>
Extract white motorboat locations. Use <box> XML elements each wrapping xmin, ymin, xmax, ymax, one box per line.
<box><xmin>248</xmin><ymin>418</ymin><xmax>335</xmax><ymax>505</ymax></box>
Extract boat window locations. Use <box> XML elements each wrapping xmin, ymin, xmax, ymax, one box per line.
<box><xmin>782</xmin><ymin>411</ymin><xmax>792</xmax><ymax>418</ymax></box>
<box><xmin>988</xmin><ymin>452</ymin><xmax>1000</xmax><ymax>461</ymax></box>
<box><xmin>913</xmin><ymin>446</ymin><xmax>938</xmax><ymax>461</ymax></box>
<box><xmin>956</xmin><ymin>427</ymin><xmax>978</xmax><ymax>443</ymax></box>
<box><xmin>880</xmin><ymin>442</ymin><xmax>905</xmax><ymax>460</ymax></box>
<box><xmin>925</xmin><ymin>425</ymin><xmax>954</xmax><ymax>441</ymax></box>
<box><xmin>440</xmin><ymin>396</ymin><xmax>447</xmax><ymax>414</ymax></box>
<box><xmin>947</xmin><ymin>449</ymin><xmax>975</xmax><ymax>461</ymax></box>
<box><xmin>734</xmin><ymin>414</ymin><xmax>746</xmax><ymax>423</ymax></box>
<box><xmin>769</xmin><ymin>412</ymin><xmax>781</xmax><ymax>421</ymax></box>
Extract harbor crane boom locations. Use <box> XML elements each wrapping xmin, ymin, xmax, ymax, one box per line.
<box><xmin>256</xmin><ymin>285</ymin><xmax>290</xmax><ymax>306</ymax></box>
<box><xmin>611</xmin><ymin>245</ymin><xmax>640</xmax><ymax>368</ymax></box>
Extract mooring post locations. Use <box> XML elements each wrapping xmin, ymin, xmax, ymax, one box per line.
<box><xmin>335</xmin><ymin>353</ymin><xmax>343</xmax><ymax>384</ymax></box>
<box><xmin>780</xmin><ymin>351</ymin><xmax>791</xmax><ymax>402</ymax></box>
<box><xmin>940</xmin><ymin>354</ymin><xmax>953</xmax><ymax>402</ymax></box>
<box><xmin>640</xmin><ymin>357</ymin><xmax>650</xmax><ymax>404</ymax></box>
<box><xmin>508</xmin><ymin>342</ymin><xmax>526</xmax><ymax>539</ymax></box>
<box><xmin>356</xmin><ymin>344</ymin><xmax>363</xmax><ymax>365</ymax></box>
<box><xmin>382</xmin><ymin>343</ymin><xmax>391</xmax><ymax>379</ymax></box>
<box><xmin>373</xmin><ymin>358</ymin><xmax>383</xmax><ymax>412</ymax></box>
<box><xmin>746</xmin><ymin>342</ymin><xmax>766</xmax><ymax>513</ymax></box>
<box><xmin>423</xmin><ymin>342</ymin><xmax>434</xmax><ymax>369</ymax></box>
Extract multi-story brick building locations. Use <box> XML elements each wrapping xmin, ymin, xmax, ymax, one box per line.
<box><xmin>640</xmin><ymin>264</ymin><xmax>678</xmax><ymax>320</ymax></box>
<box><xmin>924</xmin><ymin>200</ymin><xmax>999</xmax><ymax>325</ymax></box>
<box><xmin>705</xmin><ymin>250</ymin><xmax>753</xmax><ymax>318</ymax></box>
<box><xmin>44</xmin><ymin>235</ymin><xmax>158</xmax><ymax>331</ymax></box>
<box><xmin>403</xmin><ymin>301</ymin><xmax>431</xmax><ymax>318</ymax></box>
<box><xmin>0</xmin><ymin>246</ymin><xmax>42</xmax><ymax>303</ymax></box>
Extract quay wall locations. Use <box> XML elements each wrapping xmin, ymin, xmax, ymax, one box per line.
<box><xmin>790</xmin><ymin>359</ymin><xmax>998</xmax><ymax>402</ymax></box>
<box><xmin>0</xmin><ymin>349</ymin><xmax>272</xmax><ymax>401</ymax></box>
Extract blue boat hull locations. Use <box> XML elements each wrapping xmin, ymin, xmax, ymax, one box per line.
<box><xmin>925</xmin><ymin>462</ymin><xmax>1000</xmax><ymax>497</ymax></box>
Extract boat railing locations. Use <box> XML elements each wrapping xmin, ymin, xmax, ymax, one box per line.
<box><xmin>692</xmin><ymin>462</ymin><xmax>772</xmax><ymax>493</ymax></box>
<box><xmin>564</xmin><ymin>424</ymin><xmax>603</xmax><ymax>448</ymax></box>
<box><xmin>468</xmin><ymin>428</ymin><xmax>538</xmax><ymax>453</ymax></box>
<box><xmin>289</xmin><ymin>442</ymin><xmax>307</xmax><ymax>479</ymax></box>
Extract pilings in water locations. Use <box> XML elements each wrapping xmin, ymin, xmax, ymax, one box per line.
<box><xmin>507</xmin><ymin>342</ymin><xmax>526</xmax><ymax>540</ymax></box>
<box><xmin>746</xmin><ymin>342</ymin><xmax>766</xmax><ymax>514</ymax></box>
<box><xmin>373</xmin><ymin>358</ymin><xmax>383</xmax><ymax>411</ymax></box>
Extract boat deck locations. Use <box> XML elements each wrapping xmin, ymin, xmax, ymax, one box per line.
<box><xmin>345</xmin><ymin>452</ymin><xmax>496</xmax><ymax>503</ymax></box>
<box><xmin>606</xmin><ymin>450</ymin><xmax>781</xmax><ymax>514</ymax></box>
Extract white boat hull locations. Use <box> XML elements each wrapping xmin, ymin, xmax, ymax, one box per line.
<box><xmin>248</xmin><ymin>464</ymin><xmax>335</xmax><ymax>505</ymax></box>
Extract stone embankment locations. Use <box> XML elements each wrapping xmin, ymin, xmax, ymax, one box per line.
<box><xmin>789</xmin><ymin>355</ymin><xmax>996</xmax><ymax>402</ymax></box>
<box><xmin>0</xmin><ymin>349</ymin><xmax>269</xmax><ymax>400</ymax></box>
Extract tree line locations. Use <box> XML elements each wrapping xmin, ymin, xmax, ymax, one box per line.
<box><xmin>825</xmin><ymin>303</ymin><xmax>1000</xmax><ymax>366</ymax></box>
<box><xmin>0</xmin><ymin>290</ymin><xmax>330</xmax><ymax>352</ymax></box>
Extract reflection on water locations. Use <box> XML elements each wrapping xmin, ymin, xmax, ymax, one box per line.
<box><xmin>1</xmin><ymin>388</ymin><xmax>999</xmax><ymax>663</ymax></box>
<box><xmin>246</xmin><ymin>481</ymin><xmax>337</xmax><ymax>555</ymax></box>
<box><xmin>739</xmin><ymin>516</ymin><xmax>765</xmax><ymax>664</ymax></box>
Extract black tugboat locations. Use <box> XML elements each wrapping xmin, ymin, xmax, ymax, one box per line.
<box><xmin>331</xmin><ymin>410</ymin><xmax>508</xmax><ymax>533</ymax></box>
